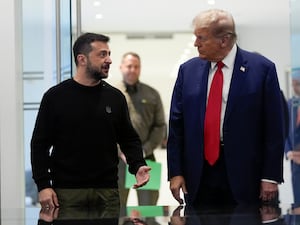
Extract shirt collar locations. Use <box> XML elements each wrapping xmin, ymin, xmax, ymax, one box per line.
<box><xmin>210</xmin><ymin>44</ymin><xmax>237</xmax><ymax>69</ymax></box>
<box><xmin>124</xmin><ymin>80</ymin><xmax>140</xmax><ymax>93</ymax></box>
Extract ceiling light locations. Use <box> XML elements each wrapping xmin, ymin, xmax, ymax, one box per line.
<box><xmin>95</xmin><ymin>14</ymin><xmax>103</xmax><ymax>19</ymax></box>
<box><xmin>94</xmin><ymin>1</ymin><xmax>101</xmax><ymax>7</ymax></box>
<box><xmin>207</xmin><ymin>0</ymin><xmax>215</xmax><ymax>5</ymax></box>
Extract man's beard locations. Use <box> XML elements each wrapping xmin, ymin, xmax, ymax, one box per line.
<box><xmin>86</xmin><ymin>63</ymin><xmax>108</xmax><ymax>81</ymax></box>
<box><xmin>91</xmin><ymin>70</ymin><xmax>107</xmax><ymax>80</ymax></box>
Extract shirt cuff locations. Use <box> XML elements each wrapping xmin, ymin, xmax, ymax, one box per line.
<box><xmin>261</xmin><ymin>179</ymin><xmax>277</xmax><ymax>184</ymax></box>
<box><xmin>262</xmin><ymin>218</ymin><xmax>279</xmax><ymax>224</ymax></box>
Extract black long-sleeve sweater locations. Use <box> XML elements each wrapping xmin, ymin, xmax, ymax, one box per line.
<box><xmin>31</xmin><ymin>79</ymin><xmax>146</xmax><ymax>191</ymax></box>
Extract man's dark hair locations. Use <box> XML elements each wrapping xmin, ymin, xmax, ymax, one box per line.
<box><xmin>73</xmin><ymin>32</ymin><xmax>110</xmax><ymax>65</ymax></box>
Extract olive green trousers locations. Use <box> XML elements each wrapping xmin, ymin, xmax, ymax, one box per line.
<box><xmin>55</xmin><ymin>188</ymin><xmax>120</xmax><ymax>219</ymax></box>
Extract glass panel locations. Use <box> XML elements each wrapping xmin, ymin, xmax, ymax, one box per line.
<box><xmin>290</xmin><ymin>0</ymin><xmax>300</xmax><ymax>69</ymax></box>
<box><xmin>60</xmin><ymin>0</ymin><xmax>72</xmax><ymax>81</ymax></box>
<box><xmin>286</xmin><ymin>0</ymin><xmax>300</xmax><ymax>210</ymax></box>
<box><xmin>290</xmin><ymin>89</ymin><xmax>300</xmax><ymax>150</ymax></box>
<box><xmin>22</xmin><ymin>0</ymin><xmax>72</xmax><ymax>206</ymax></box>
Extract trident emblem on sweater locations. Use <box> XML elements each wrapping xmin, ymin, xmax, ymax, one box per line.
<box><xmin>106</xmin><ymin>106</ymin><xmax>112</xmax><ymax>113</ymax></box>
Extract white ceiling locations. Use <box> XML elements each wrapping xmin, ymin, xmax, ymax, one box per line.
<box><xmin>79</xmin><ymin>0</ymin><xmax>292</xmax><ymax>33</ymax></box>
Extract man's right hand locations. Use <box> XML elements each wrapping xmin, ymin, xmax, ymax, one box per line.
<box><xmin>39</xmin><ymin>188</ymin><xmax>59</xmax><ymax>209</ymax></box>
<box><xmin>170</xmin><ymin>176</ymin><xmax>188</xmax><ymax>205</ymax></box>
<box><xmin>287</xmin><ymin>150</ymin><xmax>300</xmax><ymax>164</ymax></box>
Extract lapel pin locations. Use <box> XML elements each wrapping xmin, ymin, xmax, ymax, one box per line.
<box><xmin>106</xmin><ymin>106</ymin><xmax>112</xmax><ymax>113</ymax></box>
<box><xmin>240</xmin><ymin>66</ymin><xmax>246</xmax><ymax>72</ymax></box>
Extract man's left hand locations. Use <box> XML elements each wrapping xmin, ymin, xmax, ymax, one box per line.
<box><xmin>133</xmin><ymin>166</ymin><xmax>151</xmax><ymax>189</ymax></box>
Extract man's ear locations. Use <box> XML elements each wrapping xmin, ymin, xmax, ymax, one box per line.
<box><xmin>220</xmin><ymin>35</ymin><xmax>230</xmax><ymax>47</ymax></box>
<box><xmin>77</xmin><ymin>54</ymin><xmax>87</xmax><ymax>66</ymax></box>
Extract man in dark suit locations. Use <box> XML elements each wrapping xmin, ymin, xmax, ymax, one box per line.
<box><xmin>167</xmin><ymin>9</ymin><xmax>285</xmax><ymax>208</ymax></box>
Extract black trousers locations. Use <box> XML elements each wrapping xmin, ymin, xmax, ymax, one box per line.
<box><xmin>194</xmin><ymin>144</ymin><xmax>237</xmax><ymax>210</ymax></box>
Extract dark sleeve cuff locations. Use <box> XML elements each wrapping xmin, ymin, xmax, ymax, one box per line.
<box><xmin>128</xmin><ymin>161</ymin><xmax>147</xmax><ymax>175</ymax></box>
<box><xmin>36</xmin><ymin>180</ymin><xmax>52</xmax><ymax>192</ymax></box>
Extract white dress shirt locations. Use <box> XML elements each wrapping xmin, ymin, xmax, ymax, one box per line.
<box><xmin>207</xmin><ymin>44</ymin><xmax>237</xmax><ymax>140</ymax></box>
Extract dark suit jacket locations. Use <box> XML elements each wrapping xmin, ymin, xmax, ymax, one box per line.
<box><xmin>167</xmin><ymin>46</ymin><xmax>285</xmax><ymax>205</ymax></box>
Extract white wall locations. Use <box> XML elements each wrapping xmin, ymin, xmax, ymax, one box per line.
<box><xmin>237</xmin><ymin>25</ymin><xmax>291</xmax><ymax>97</ymax></box>
<box><xmin>106</xmin><ymin>33</ymin><xmax>198</xmax><ymax>121</ymax></box>
<box><xmin>0</xmin><ymin>0</ymin><xmax>25</xmax><ymax>211</ymax></box>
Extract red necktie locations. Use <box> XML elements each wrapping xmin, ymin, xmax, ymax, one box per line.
<box><xmin>204</xmin><ymin>61</ymin><xmax>224</xmax><ymax>165</ymax></box>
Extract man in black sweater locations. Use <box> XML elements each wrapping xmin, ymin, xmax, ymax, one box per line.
<box><xmin>31</xmin><ymin>33</ymin><xmax>150</xmax><ymax>216</ymax></box>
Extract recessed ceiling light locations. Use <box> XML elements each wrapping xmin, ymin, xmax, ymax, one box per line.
<box><xmin>94</xmin><ymin>1</ymin><xmax>101</xmax><ymax>7</ymax></box>
<box><xmin>207</xmin><ymin>0</ymin><xmax>215</xmax><ymax>5</ymax></box>
<box><xmin>95</xmin><ymin>14</ymin><xmax>103</xmax><ymax>19</ymax></box>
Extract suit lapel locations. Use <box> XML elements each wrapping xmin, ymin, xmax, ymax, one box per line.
<box><xmin>224</xmin><ymin>48</ymin><xmax>248</xmax><ymax>122</ymax></box>
<box><xmin>200</xmin><ymin>61</ymin><xmax>211</xmax><ymax>123</ymax></box>
<box><xmin>201</xmin><ymin>61</ymin><xmax>211</xmax><ymax>102</ymax></box>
